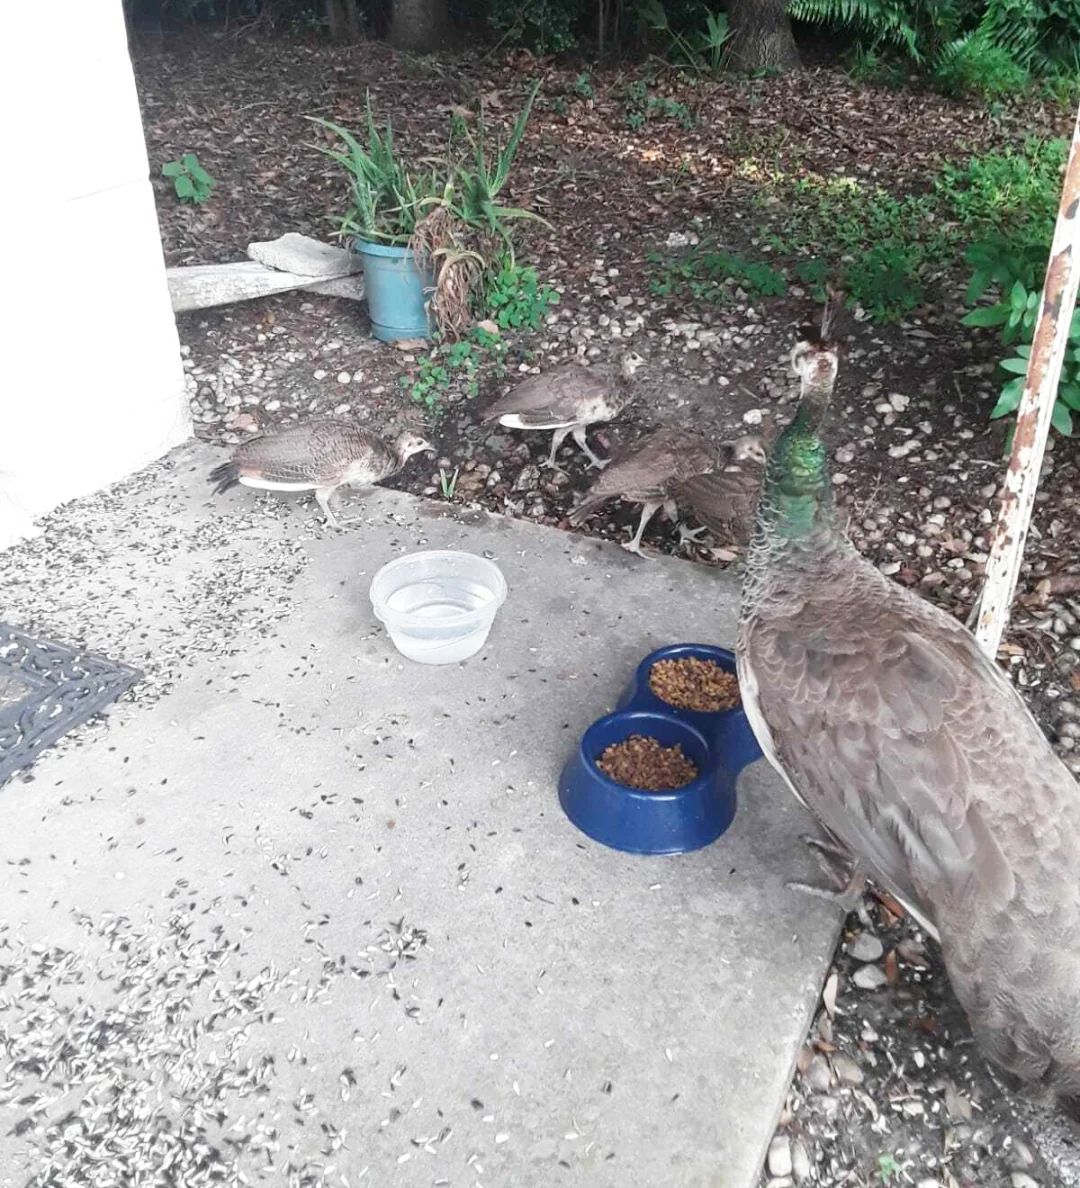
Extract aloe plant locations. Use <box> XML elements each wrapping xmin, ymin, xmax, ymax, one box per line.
<box><xmin>309</xmin><ymin>100</ymin><xmax>444</xmax><ymax>244</ymax></box>
<box><xmin>310</xmin><ymin>82</ymin><xmax>546</xmax><ymax>250</ymax></box>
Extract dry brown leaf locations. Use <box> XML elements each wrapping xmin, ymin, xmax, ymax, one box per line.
<box><xmin>884</xmin><ymin>949</ymin><xmax>900</xmax><ymax>985</ymax></box>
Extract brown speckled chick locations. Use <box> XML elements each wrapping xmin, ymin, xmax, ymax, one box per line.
<box><xmin>209</xmin><ymin>420</ymin><xmax>434</xmax><ymax>527</ymax></box>
<box><xmin>482</xmin><ymin>350</ymin><xmax>646</xmax><ymax>470</ymax></box>
<box><xmin>569</xmin><ymin>429</ymin><xmax>763</xmax><ymax>557</ymax></box>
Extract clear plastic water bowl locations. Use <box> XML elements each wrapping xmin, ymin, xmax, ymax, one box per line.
<box><xmin>369</xmin><ymin>550</ymin><xmax>508</xmax><ymax>665</ymax></box>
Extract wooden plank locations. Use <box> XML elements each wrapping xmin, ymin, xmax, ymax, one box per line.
<box><xmin>167</xmin><ymin>261</ymin><xmax>364</xmax><ymax>313</ymax></box>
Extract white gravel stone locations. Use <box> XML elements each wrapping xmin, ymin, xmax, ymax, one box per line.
<box><xmin>848</xmin><ymin>932</ymin><xmax>884</xmax><ymax>962</ymax></box>
<box><xmin>767</xmin><ymin>1135</ymin><xmax>792</xmax><ymax>1178</ymax></box>
<box><xmin>852</xmin><ymin>964</ymin><xmax>888</xmax><ymax>991</ymax></box>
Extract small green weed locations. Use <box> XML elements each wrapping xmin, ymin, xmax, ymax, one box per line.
<box><xmin>573</xmin><ymin>72</ymin><xmax>595</xmax><ymax>100</ymax></box>
<box><xmin>774</xmin><ymin>174</ymin><xmax>949</xmax><ymax>321</ymax></box>
<box><xmin>438</xmin><ymin>466</ymin><xmax>460</xmax><ymax>501</ymax></box>
<box><xmin>623</xmin><ymin>81</ymin><xmax>696</xmax><ymax>130</ymax></box>
<box><xmin>162</xmin><ymin>153</ymin><xmax>216</xmax><ymax>204</ymax></box>
<box><xmin>485</xmin><ymin>262</ymin><xmax>561</xmax><ymax>330</ymax></box>
<box><xmin>401</xmin><ymin>326</ymin><xmax>509</xmax><ymax>415</ymax></box>
<box><xmin>648</xmin><ymin>246</ymin><xmax>787</xmax><ymax>303</ymax></box>
<box><xmin>877</xmin><ymin>1153</ymin><xmax>901</xmax><ymax>1185</ymax></box>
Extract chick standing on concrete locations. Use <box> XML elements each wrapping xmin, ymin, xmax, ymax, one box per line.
<box><xmin>482</xmin><ymin>350</ymin><xmax>646</xmax><ymax>470</ymax></box>
<box><xmin>569</xmin><ymin>429</ymin><xmax>755</xmax><ymax>557</ymax></box>
<box><xmin>209</xmin><ymin>421</ymin><xmax>434</xmax><ymax>528</ymax></box>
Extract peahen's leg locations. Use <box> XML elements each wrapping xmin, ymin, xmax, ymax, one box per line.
<box><xmin>622</xmin><ymin>501</ymin><xmax>661</xmax><ymax>557</ymax></box>
<box><xmin>542</xmin><ymin>426</ymin><xmax>573</xmax><ymax>470</ymax></box>
<box><xmin>315</xmin><ymin>486</ymin><xmax>343</xmax><ymax>529</ymax></box>
<box><xmin>787</xmin><ymin>833</ymin><xmax>870</xmax><ymax>918</ymax></box>
<box><xmin>571</xmin><ymin>425</ymin><xmax>609</xmax><ymax>470</ymax></box>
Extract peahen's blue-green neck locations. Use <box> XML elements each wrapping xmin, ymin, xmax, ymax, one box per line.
<box><xmin>753</xmin><ymin>386</ymin><xmax>841</xmax><ymax>550</ymax></box>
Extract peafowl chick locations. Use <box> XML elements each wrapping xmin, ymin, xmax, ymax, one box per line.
<box><xmin>674</xmin><ymin>434</ymin><xmax>767</xmax><ymax>548</ymax></box>
<box><xmin>482</xmin><ymin>350</ymin><xmax>646</xmax><ymax>470</ymax></box>
<box><xmin>567</xmin><ymin>428</ymin><xmax>719</xmax><ymax>556</ymax></box>
<box><xmin>738</xmin><ymin>292</ymin><xmax>1080</xmax><ymax>1113</ymax></box>
<box><xmin>209</xmin><ymin>421</ymin><xmax>434</xmax><ymax>528</ymax></box>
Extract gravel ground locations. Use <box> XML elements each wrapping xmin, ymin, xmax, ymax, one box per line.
<box><xmin>12</xmin><ymin>28</ymin><xmax>1080</xmax><ymax>1188</ymax></box>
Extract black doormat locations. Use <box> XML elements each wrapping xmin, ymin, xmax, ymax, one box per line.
<box><xmin>0</xmin><ymin>625</ymin><xmax>142</xmax><ymax>785</ymax></box>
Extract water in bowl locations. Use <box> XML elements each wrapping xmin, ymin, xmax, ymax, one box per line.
<box><xmin>383</xmin><ymin>577</ymin><xmax>497</xmax><ymax>630</ymax></box>
<box><xmin>370</xmin><ymin>551</ymin><xmax>507</xmax><ymax>665</ymax></box>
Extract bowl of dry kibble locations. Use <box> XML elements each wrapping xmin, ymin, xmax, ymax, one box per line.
<box><xmin>558</xmin><ymin>644</ymin><xmax>762</xmax><ymax>855</ymax></box>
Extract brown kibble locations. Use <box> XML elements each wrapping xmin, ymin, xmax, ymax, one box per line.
<box><xmin>596</xmin><ymin>734</ymin><xmax>698</xmax><ymax>791</ymax></box>
<box><xmin>648</xmin><ymin>657</ymin><xmax>741</xmax><ymax>712</ymax></box>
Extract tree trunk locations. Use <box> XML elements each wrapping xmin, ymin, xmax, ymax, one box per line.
<box><xmin>325</xmin><ymin>0</ymin><xmax>362</xmax><ymax>43</ymax></box>
<box><xmin>726</xmin><ymin>0</ymin><xmax>799</xmax><ymax>73</ymax></box>
<box><xmin>388</xmin><ymin>0</ymin><xmax>449</xmax><ymax>52</ymax></box>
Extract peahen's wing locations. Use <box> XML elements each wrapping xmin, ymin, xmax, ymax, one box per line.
<box><xmin>676</xmin><ymin>459</ymin><xmax>762</xmax><ymax>543</ymax></box>
<box><xmin>234</xmin><ymin>420</ymin><xmax>379</xmax><ymax>485</ymax></box>
<box><xmin>740</xmin><ymin>561</ymin><xmax>1028</xmax><ymax>934</ymax></box>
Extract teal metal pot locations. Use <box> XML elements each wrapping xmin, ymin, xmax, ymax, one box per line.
<box><xmin>354</xmin><ymin>240</ymin><xmax>433</xmax><ymax>343</ymax></box>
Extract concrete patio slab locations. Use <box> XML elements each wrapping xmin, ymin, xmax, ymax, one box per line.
<box><xmin>0</xmin><ymin>446</ymin><xmax>842</xmax><ymax>1188</ymax></box>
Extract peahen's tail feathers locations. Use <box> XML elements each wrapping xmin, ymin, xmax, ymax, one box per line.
<box><xmin>568</xmin><ymin>495</ymin><xmax>606</xmax><ymax>527</ymax></box>
<box><xmin>209</xmin><ymin>462</ymin><xmax>240</xmax><ymax>494</ymax></box>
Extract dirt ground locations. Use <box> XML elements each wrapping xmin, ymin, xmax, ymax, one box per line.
<box><xmin>133</xmin><ymin>31</ymin><xmax>1080</xmax><ymax>1187</ymax></box>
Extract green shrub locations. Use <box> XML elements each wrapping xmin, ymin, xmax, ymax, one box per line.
<box><xmin>162</xmin><ymin>153</ymin><xmax>216</xmax><ymax>204</ymax></box>
<box><xmin>932</xmin><ymin>31</ymin><xmax>1031</xmax><ymax>98</ymax></box>
<box><xmin>935</xmin><ymin>137</ymin><xmax>1066</xmax><ymax>242</ymax></box>
<box><xmin>489</xmin><ymin>0</ymin><xmax>578</xmax><ymax>54</ymax></box>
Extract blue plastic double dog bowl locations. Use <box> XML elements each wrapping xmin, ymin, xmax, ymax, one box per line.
<box><xmin>558</xmin><ymin>644</ymin><xmax>763</xmax><ymax>855</ymax></box>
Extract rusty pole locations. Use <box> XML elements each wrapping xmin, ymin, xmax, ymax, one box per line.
<box><xmin>974</xmin><ymin>102</ymin><xmax>1080</xmax><ymax>659</ymax></box>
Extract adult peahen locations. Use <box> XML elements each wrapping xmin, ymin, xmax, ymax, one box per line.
<box><xmin>738</xmin><ymin>292</ymin><xmax>1080</xmax><ymax>1111</ymax></box>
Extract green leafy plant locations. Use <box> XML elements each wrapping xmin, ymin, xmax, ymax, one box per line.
<box><xmin>309</xmin><ymin>100</ymin><xmax>442</xmax><ymax>244</ymax></box>
<box><xmin>438</xmin><ymin>467</ymin><xmax>460</xmax><ymax>501</ymax></box>
<box><xmin>401</xmin><ymin>326</ymin><xmax>509</xmax><ymax>414</ymax></box>
<box><xmin>648</xmin><ymin>246</ymin><xmax>787</xmax><ymax>303</ymax></box>
<box><xmin>311</xmin><ymin>85</ymin><xmax>547</xmax><ymax>336</ymax></box>
<box><xmin>310</xmin><ymin>82</ymin><xmax>544</xmax><ymax>249</ymax></box>
<box><xmin>640</xmin><ymin>0</ymin><xmax>730</xmax><ymax>77</ymax></box>
<box><xmin>962</xmin><ymin>274</ymin><xmax>1080</xmax><ymax>435</ymax></box>
<box><xmin>485</xmin><ymin>262</ymin><xmax>561</xmax><ymax>330</ymax></box>
<box><xmin>623</xmin><ymin>81</ymin><xmax>696</xmax><ymax>129</ymax></box>
<box><xmin>161</xmin><ymin>153</ymin><xmax>216</xmax><ymax>204</ymax></box>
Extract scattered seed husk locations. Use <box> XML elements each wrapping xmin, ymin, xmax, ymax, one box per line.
<box><xmin>648</xmin><ymin>657</ymin><xmax>741</xmax><ymax>712</ymax></box>
<box><xmin>596</xmin><ymin>734</ymin><xmax>698</xmax><ymax>791</ymax></box>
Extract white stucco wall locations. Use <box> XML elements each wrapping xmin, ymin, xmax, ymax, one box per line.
<box><xmin>1</xmin><ymin>1</ymin><xmax>190</xmax><ymax>549</ymax></box>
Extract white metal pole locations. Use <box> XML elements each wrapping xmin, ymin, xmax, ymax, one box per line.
<box><xmin>974</xmin><ymin>102</ymin><xmax>1080</xmax><ymax>659</ymax></box>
